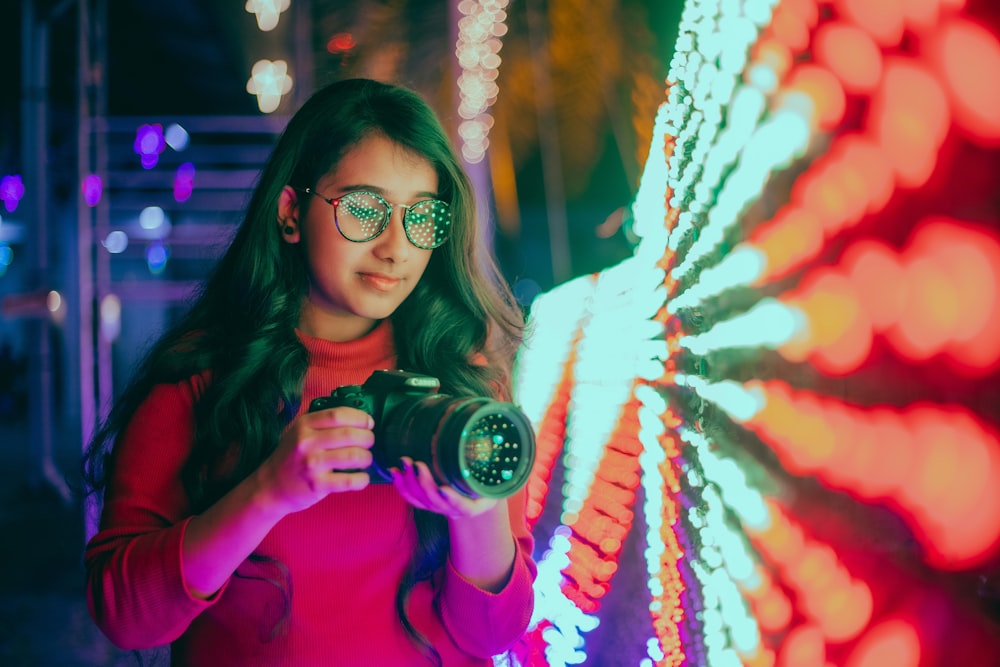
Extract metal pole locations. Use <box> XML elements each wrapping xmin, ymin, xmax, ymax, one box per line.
<box><xmin>78</xmin><ymin>0</ymin><xmax>100</xmax><ymax>538</ymax></box>
<box><xmin>94</xmin><ymin>0</ymin><xmax>113</xmax><ymax>429</ymax></box>
<box><xmin>22</xmin><ymin>0</ymin><xmax>71</xmax><ymax>503</ymax></box>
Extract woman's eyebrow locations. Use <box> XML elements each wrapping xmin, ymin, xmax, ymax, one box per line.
<box><xmin>337</xmin><ymin>183</ymin><xmax>442</xmax><ymax>200</ymax></box>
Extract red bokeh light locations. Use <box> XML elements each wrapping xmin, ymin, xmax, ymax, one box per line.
<box><xmin>326</xmin><ymin>32</ymin><xmax>356</xmax><ymax>54</ymax></box>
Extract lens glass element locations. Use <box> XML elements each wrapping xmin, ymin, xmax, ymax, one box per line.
<box><xmin>462</xmin><ymin>413</ymin><xmax>524</xmax><ymax>488</ymax></box>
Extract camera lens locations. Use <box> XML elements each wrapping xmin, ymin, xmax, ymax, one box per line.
<box><xmin>380</xmin><ymin>395</ymin><xmax>535</xmax><ymax>498</ymax></box>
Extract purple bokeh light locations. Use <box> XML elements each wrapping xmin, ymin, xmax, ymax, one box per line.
<box><xmin>134</xmin><ymin>124</ymin><xmax>166</xmax><ymax>169</ymax></box>
<box><xmin>82</xmin><ymin>174</ymin><xmax>103</xmax><ymax>207</ymax></box>
<box><xmin>1</xmin><ymin>175</ymin><xmax>25</xmax><ymax>213</ymax></box>
<box><xmin>174</xmin><ymin>162</ymin><xmax>196</xmax><ymax>203</ymax></box>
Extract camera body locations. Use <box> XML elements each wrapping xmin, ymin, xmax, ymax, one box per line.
<box><xmin>308</xmin><ymin>369</ymin><xmax>535</xmax><ymax>499</ymax></box>
<box><xmin>308</xmin><ymin>370</ymin><xmax>441</xmax><ymax>484</ymax></box>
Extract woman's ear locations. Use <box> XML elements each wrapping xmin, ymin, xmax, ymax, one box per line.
<box><xmin>277</xmin><ymin>186</ymin><xmax>301</xmax><ymax>243</ymax></box>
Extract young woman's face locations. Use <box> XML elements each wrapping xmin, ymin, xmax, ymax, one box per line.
<box><xmin>280</xmin><ymin>133</ymin><xmax>439</xmax><ymax>341</ymax></box>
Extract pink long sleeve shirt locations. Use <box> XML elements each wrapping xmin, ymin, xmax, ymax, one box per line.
<box><xmin>84</xmin><ymin>321</ymin><xmax>536</xmax><ymax>666</ymax></box>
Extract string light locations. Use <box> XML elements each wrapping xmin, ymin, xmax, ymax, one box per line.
<box><xmin>454</xmin><ymin>0</ymin><xmax>509</xmax><ymax>164</ymax></box>
<box><xmin>1</xmin><ymin>175</ymin><xmax>25</xmax><ymax>213</ymax></box>
<box><xmin>245</xmin><ymin>0</ymin><xmax>289</xmax><ymax>32</ymax></box>
<box><xmin>246</xmin><ymin>59</ymin><xmax>293</xmax><ymax>113</ymax></box>
<box><xmin>514</xmin><ymin>0</ymin><xmax>1000</xmax><ymax>663</ymax></box>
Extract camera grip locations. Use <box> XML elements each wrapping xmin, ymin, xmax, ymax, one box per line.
<box><xmin>307</xmin><ymin>388</ymin><xmax>389</xmax><ymax>483</ymax></box>
<box><xmin>308</xmin><ymin>385</ymin><xmax>372</xmax><ymax>415</ymax></box>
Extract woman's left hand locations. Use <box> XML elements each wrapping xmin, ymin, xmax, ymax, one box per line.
<box><xmin>390</xmin><ymin>457</ymin><xmax>499</xmax><ymax>518</ymax></box>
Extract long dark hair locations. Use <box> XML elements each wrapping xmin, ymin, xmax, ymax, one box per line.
<box><xmin>82</xmin><ymin>78</ymin><xmax>524</xmax><ymax>662</ymax></box>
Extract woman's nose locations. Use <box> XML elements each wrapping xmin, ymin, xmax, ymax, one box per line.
<box><xmin>373</xmin><ymin>205</ymin><xmax>413</xmax><ymax>261</ymax></box>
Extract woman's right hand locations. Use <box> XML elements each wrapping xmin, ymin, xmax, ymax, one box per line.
<box><xmin>254</xmin><ymin>406</ymin><xmax>376</xmax><ymax>516</ymax></box>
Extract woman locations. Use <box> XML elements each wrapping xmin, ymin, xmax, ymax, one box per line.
<box><xmin>83</xmin><ymin>78</ymin><xmax>536</xmax><ymax>666</ymax></box>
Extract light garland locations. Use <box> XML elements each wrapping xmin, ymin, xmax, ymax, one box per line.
<box><xmin>454</xmin><ymin>0</ymin><xmax>509</xmax><ymax>164</ymax></box>
<box><xmin>246</xmin><ymin>59</ymin><xmax>293</xmax><ymax>113</ymax></box>
<box><xmin>513</xmin><ymin>0</ymin><xmax>1000</xmax><ymax>663</ymax></box>
<box><xmin>245</xmin><ymin>0</ymin><xmax>290</xmax><ymax>32</ymax></box>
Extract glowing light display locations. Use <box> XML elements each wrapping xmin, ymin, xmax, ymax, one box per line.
<box><xmin>244</xmin><ymin>0</ymin><xmax>289</xmax><ymax>32</ymax></box>
<box><xmin>101</xmin><ymin>230</ymin><xmax>128</xmax><ymax>254</ymax></box>
<box><xmin>454</xmin><ymin>0</ymin><xmax>509</xmax><ymax>164</ymax></box>
<box><xmin>246</xmin><ymin>59</ymin><xmax>293</xmax><ymax>113</ymax></box>
<box><xmin>81</xmin><ymin>174</ymin><xmax>103</xmax><ymax>207</ymax></box>
<box><xmin>0</xmin><ymin>245</ymin><xmax>12</xmax><ymax>276</ymax></box>
<box><xmin>173</xmin><ymin>162</ymin><xmax>195</xmax><ymax>203</ymax></box>
<box><xmin>512</xmin><ymin>0</ymin><xmax>1000</xmax><ymax>664</ymax></box>
<box><xmin>0</xmin><ymin>175</ymin><xmax>24</xmax><ymax>213</ymax></box>
<box><xmin>133</xmin><ymin>124</ymin><xmax>166</xmax><ymax>169</ymax></box>
<box><xmin>146</xmin><ymin>242</ymin><xmax>169</xmax><ymax>275</ymax></box>
<box><xmin>164</xmin><ymin>123</ymin><xmax>190</xmax><ymax>151</ymax></box>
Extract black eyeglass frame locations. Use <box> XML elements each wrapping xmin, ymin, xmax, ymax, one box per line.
<box><xmin>293</xmin><ymin>186</ymin><xmax>451</xmax><ymax>250</ymax></box>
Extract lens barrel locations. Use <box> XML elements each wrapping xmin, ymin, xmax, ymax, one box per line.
<box><xmin>381</xmin><ymin>395</ymin><xmax>535</xmax><ymax>498</ymax></box>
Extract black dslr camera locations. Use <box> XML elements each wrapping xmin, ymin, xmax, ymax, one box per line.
<box><xmin>308</xmin><ymin>370</ymin><xmax>535</xmax><ymax>499</ymax></box>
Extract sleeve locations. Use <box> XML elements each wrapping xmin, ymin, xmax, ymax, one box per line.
<box><xmin>84</xmin><ymin>379</ymin><xmax>229</xmax><ymax>650</ymax></box>
<box><xmin>438</xmin><ymin>487</ymin><xmax>537</xmax><ymax>657</ymax></box>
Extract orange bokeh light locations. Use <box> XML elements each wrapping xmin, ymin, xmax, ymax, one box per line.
<box><xmin>815</xmin><ymin>581</ymin><xmax>873</xmax><ymax>642</ymax></box>
<box><xmin>781</xmin><ymin>271</ymin><xmax>873</xmax><ymax>375</ymax></box>
<box><xmin>870</xmin><ymin>60</ymin><xmax>950</xmax><ymax>189</ymax></box>
<box><xmin>756</xmin><ymin>588</ymin><xmax>794</xmax><ymax>633</ymax></box>
<box><xmin>787</xmin><ymin>64</ymin><xmax>847</xmax><ymax>130</ymax></box>
<box><xmin>900</xmin><ymin>0</ymin><xmax>939</xmax><ymax>29</ymax></box>
<box><xmin>889</xmin><ymin>255</ymin><xmax>961</xmax><ymax>359</ymax></box>
<box><xmin>778</xmin><ymin>624</ymin><xmax>826</xmax><ymax>667</ymax></box>
<box><xmin>748</xmin><ymin>381</ymin><xmax>1000</xmax><ymax>568</ymax></box>
<box><xmin>883</xmin><ymin>219</ymin><xmax>1000</xmax><ymax>371</ymax></box>
<box><xmin>795</xmin><ymin>165</ymin><xmax>849</xmax><ymax>233</ymax></box>
<box><xmin>840</xmin><ymin>239</ymin><xmax>905</xmax><ymax>331</ymax></box>
<box><xmin>769</xmin><ymin>2</ymin><xmax>811</xmax><ymax>51</ymax></box>
<box><xmin>862</xmin><ymin>410</ymin><xmax>914</xmax><ymax>497</ymax></box>
<box><xmin>752</xmin><ymin>207</ymin><xmax>825</xmax><ymax>282</ymax></box>
<box><xmin>788</xmin><ymin>545</ymin><xmax>839</xmax><ymax>593</ymax></box>
<box><xmin>824</xmin><ymin>152</ymin><xmax>871</xmax><ymax>228</ymax></box>
<box><xmin>932</xmin><ymin>18</ymin><xmax>1000</xmax><ymax>144</ymax></box>
<box><xmin>905</xmin><ymin>407</ymin><xmax>1000</xmax><ymax>568</ymax></box>
<box><xmin>837</xmin><ymin>0</ymin><xmax>905</xmax><ymax>46</ymax></box>
<box><xmin>840</xmin><ymin>135</ymin><xmax>895</xmax><ymax>215</ymax></box>
<box><xmin>753</xmin><ymin>38</ymin><xmax>793</xmax><ymax>79</ymax></box>
<box><xmin>845</xmin><ymin>619</ymin><xmax>921</xmax><ymax>667</ymax></box>
<box><xmin>813</xmin><ymin>23</ymin><xmax>883</xmax><ymax>92</ymax></box>
<box><xmin>785</xmin><ymin>0</ymin><xmax>820</xmax><ymax>28</ymax></box>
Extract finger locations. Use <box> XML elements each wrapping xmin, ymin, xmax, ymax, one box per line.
<box><xmin>315</xmin><ymin>470</ymin><xmax>371</xmax><ymax>493</ymax></box>
<box><xmin>310</xmin><ymin>446</ymin><xmax>374</xmax><ymax>472</ymax></box>
<box><xmin>390</xmin><ymin>461</ymin><xmax>432</xmax><ymax>505</ymax></box>
<box><xmin>412</xmin><ymin>461</ymin><xmax>445</xmax><ymax>497</ymax></box>
<box><xmin>398</xmin><ymin>460</ymin><xmax>463</xmax><ymax>516</ymax></box>
<box><xmin>309</xmin><ymin>426</ymin><xmax>375</xmax><ymax>450</ymax></box>
<box><xmin>307</xmin><ymin>406</ymin><xmax>374</xmax><ymax>430</ymax></box>
<box><xmin>390</xmin><ymin>458</ymin><xmax>423</xmax><ymax>497</ymax></box>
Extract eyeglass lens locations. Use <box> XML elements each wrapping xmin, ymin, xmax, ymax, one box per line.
<box><xmin>337</xmin><ymin>192</ymin><xmax>450</xmax><ymax>249</ymax></box>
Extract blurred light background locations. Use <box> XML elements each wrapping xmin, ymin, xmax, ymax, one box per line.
<box><xmin>1</xmin><ymin>0</ymin><xmax>999</xmax><ymax>666</ymax></box>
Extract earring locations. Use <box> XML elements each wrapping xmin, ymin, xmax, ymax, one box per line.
<box><xmin>283</xmin><ymin>225</ymin><xmax>295</xmax><ymax>235</ymax></box>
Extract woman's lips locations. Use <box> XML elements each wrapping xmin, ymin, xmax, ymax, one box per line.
<box><xmin>359</xmin><ymin>273</ymin><xmax>401</xmax><ymax>291</ymax></box>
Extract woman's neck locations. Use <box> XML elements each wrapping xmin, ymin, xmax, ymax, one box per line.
<box><xmin>296</xmin><ymin>300</ymin><xmax>381</xmax><ymax>342</ymax></box>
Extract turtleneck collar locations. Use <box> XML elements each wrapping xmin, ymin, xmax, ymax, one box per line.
<box><xmin>295</xmin><ymin>319</ymin><xmax>395</xmax><ymax>371</ymax></box>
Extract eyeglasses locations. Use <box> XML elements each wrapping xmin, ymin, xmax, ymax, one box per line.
<box><xmin>295</xmin><ymin>187</ymin><xmax>451</xmax><ymax>250</ymax></box>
